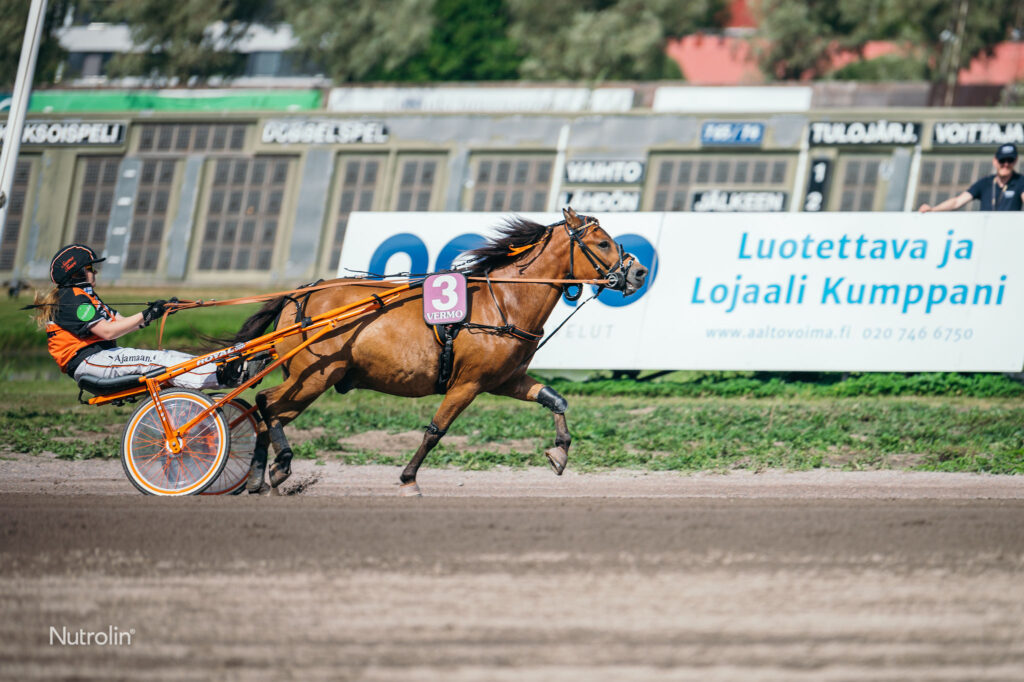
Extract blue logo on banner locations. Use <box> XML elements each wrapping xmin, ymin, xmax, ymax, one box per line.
<box><xmin>368</xmin><ymin>233</ymin><xmax>488</xmax><ymax>275</ymax></box>
<box><xmin>701</xmin><ymin>122</ymin><xmax>764</xmax><ymax>146</ymax></box>
<box><xmin>368</xmin><ymin>233</ymin><xmax>430</xmax><ymax>276</ymax></box>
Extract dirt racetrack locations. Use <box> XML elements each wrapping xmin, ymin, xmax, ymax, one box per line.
<box><xmin>2</xmin><ymin>455</ymin><xmax>1023</xmax><ymax>681</ymax></box>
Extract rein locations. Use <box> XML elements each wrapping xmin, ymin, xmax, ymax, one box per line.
<box><xmin>161</xmin><ymin>274</ymin><xmax>610</xmax><ymax>312</ymax></box>
<box><xmin>145</xmin><ymin>274</ymin><xmax>611</xmax><ymax>348</ymax></box>
<box><xmin>75</xmin><ymin>216</ymin><xmax>627</xmax><ymax>350</ymax></box>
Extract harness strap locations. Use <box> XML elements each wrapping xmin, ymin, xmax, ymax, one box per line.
<box><xmin>486</xmin><ymin>273</ymin><xmax>508</xmax><ymax>327</ymax></box>
<box><xmin>293</xmin><ymin>279</ymin><xmax>324</xmax><ymax>323</ymax></box>
<box><xmin>535</xmin><ymin>289</ymin><xmax>600</xmax><ymax>351</ymax></box>
<box><xmin>434</xmin><ymin>323</ymin><xmax>462</xmax><ymax>394</ymax></box>
<box><xmin>472</xmin><ymin>271</ymin><xmax>544</xmax><ymax>342</ymax></box>
<box><xmin>458</xmin><ymin>322</ymin><xmax>543</xmax><ymax>342</ymax></box>
<box><xmin>429</xmin><ymin>270</ymin><xmax>547</xmax><ymax>392</ymax></box>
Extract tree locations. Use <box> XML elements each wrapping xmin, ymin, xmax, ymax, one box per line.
<box><xmin>750</xmin><ymin>0</ymin><xmax>869</xmax><ymax>80</ymax></box>
<box><xmin>872</xmin><ymin>0</ymin><xmax>1017</xmax><ymax>84</ymax></box>
<box><xmin>507</xmin><ymin>0</ymin><xmax>726</xmax><ymax>81</ymax></box>
<box><xmin>281</xmin><ymin>0</ymin><xmax>435</xmax><ymax>82</ymax></box>
<box><xmin>284</xmin><ymin>0</ymin><xmax>725</xmax><ymax>83</ymax></box>
<box><xmin>0</xmin><ymin>0</ymin><xmax>75</xmax><ymax>87</ymax></box>
<box><xmin>281</xmin><ymin>0</ymin><xmax>520</xmax><ymax>82</ymax></box>
<box><xmin>98</xmin><ymin>0</ymin><xmax>278</xmax><ymax>82</ymax></box>
<box><xmin>399</xmin><ymin>0</ymin><xmax>520</xmax><ymax>81</ymax></box>
<box><xmin>752</xmin><ymin>0</ymin><xmax>1020</xmax><ymax>82</ymax></box>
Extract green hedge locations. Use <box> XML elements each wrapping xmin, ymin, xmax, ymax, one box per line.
<box><xmin>545</xmin><ymin>372</ymin><xmax>1024</xmax><ymax>398</ymax></box>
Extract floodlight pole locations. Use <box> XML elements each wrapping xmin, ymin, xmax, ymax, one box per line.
<box><xmin>0</xmin><ymin>0</ymin><xmax>48</xmax><ymax>256</ymax></box>
<box><xmin>944</xmin><ymin>0</ymin><xmax>970</xmax><ymax>107</ymax></box>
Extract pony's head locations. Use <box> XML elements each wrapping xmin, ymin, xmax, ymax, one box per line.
<box><xmin>559</xmin><ymin>207</ymin><xmax>647</xmax><ymax>297</ymax></box>
<box><xmin>461</xmin><ymin>207</ymin><xmax>647</xmax><ymax>298</ymax></box>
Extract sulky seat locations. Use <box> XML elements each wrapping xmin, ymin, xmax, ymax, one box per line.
<box><xmin>76</xmin><ymin>368</ymin><xmax>165</xmax><ymax>396</ymax></box>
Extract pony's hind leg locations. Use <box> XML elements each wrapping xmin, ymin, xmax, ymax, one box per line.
<box><xmin>256</xmin><ymin>392</ymin><xmax>294</xmax><ymax>489</ymax></box>
<box><xmin>246</xmin><ymin>428</ymin><xmax>271</xmax><ymax>493</ymax></box>
<box><xmin>492</xmin><ymin>376</ymin><xmax>571</xmax><ymax>475</ymax></box>
<box><xmin>399</xmin><ymin>383</ymin><xmax>480</xmax><ymax>496</ymax></box>
<box><xmin>254</xmin><ymin>368</ymin><xmax>335</xmax><ymax>489</ymax></box>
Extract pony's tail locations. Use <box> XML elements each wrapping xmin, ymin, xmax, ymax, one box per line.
<box><xmin>200</xmin><ymin>296</ymin><xmax>289</xmax><ymax>352</ymax></box>
<box><xmin>232</xmin><ymin>296</ymin><xmax>289</xmax><ymax>343</ymax></box>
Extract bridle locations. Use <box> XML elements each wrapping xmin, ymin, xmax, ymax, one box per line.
<box><xmin>499</xmin><ymin>215</ymin><xmax>638</xmax><ymax>301</ymax></box>
<box><xmin>558</xmin><ymin>217</ymin><xmax>637</xmax><ymax>301</ymax></box>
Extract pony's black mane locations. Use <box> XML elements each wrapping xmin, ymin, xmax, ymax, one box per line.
<box><xmin>459</xmin><ymin>216</ymin><xmax>557</xmax><ymax>276</ymax></box>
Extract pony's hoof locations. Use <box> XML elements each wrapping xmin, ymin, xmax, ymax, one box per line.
<box><xmin>399</xmin><ymin>481</ymin><xmax>422</xmax><ymax>497</ymax></box>
<box><xmin>545</xmin><ymin>446</ymin><xmax>567</xmax><ymax>475</ymax></box>
<box><xmin>246</xmin><ymin>468</ymin><xmax>265</xmax><ymax>494</ymax></box>
<box><xmin>268</xmin><ymin>462</ymin><xmax>291</xmax><ymax>488</ymax></box>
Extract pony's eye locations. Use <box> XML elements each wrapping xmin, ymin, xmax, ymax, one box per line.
<box><xmin>598</xmin><ymin>241</ymin><xmax>610</xmax><ymax>249</ymax></box>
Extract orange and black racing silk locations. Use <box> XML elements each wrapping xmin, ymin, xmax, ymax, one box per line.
<box><xmin>46</xmin><ymin>285</ymin><xmax>117</xmax><ymax>373</ymax></box>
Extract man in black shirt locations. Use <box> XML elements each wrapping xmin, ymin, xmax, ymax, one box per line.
<box><xmin>919</xmin><ymin>143</ymin><xmax>1024</xmax><ymax>212</ymax></box>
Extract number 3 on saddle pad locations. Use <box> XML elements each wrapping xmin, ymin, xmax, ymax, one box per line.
<box><xmin>423</xmin><ymin>273</ymin><xmax>467</xmax><ymax>325</ymax></box>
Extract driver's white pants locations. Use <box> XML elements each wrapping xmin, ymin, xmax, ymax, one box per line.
<box><xmin>72</xmin><ymin>347</ymin><xmax>221</xmax><ymax>391</ymax></box>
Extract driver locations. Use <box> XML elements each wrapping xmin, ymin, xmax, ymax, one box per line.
<box><xmin>35</xmin><ymin>243</ymin><xmax>236</xmax><ymax>390</ymax></box>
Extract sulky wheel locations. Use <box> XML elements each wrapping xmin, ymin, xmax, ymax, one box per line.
<box><xmin>121</xmin><ymin>389</ymin><xmax>230</xmax><ymax>496</ymax></box>
<box><xmin>200</xmin><ymin>398</ymin><xmax>258</xmax><ymax>496</ymax></box>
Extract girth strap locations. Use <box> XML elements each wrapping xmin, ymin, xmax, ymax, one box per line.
<box><xmin>433</xmin><ymin>323</ymin><xmax>462</xmax><ymax>394</ymax></box>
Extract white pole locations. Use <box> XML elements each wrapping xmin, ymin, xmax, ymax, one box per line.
<box><xmin>546</xmin><ymin>124</ymin><xmax>571</xmax><ymax>211</ymax></box>
<box><xmin>903</xmin><ymin>144</ymin><xmax>923</xmax><ymax>212</ymax></box>
<box><xmin>790</xmin><ymin>127</ymin><xmax>810</xmax><ymax>212</ymax></box>
<box><xmin>0</xmin><ymin>0</ymin><xmax>48</xmax><ymax>252</ymax></box>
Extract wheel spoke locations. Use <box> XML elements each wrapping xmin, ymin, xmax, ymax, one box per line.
<box><xmin>125</xmin><ymin>392</ymin><xmax>229</xmax><ymax>495</ymax></box>
<box><xmin>179</xmin><ymin>455</ymin><xmax>205</xmax><ymax>484</ymax></box>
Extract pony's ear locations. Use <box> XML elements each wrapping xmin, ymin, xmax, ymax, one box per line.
<box><xmin>562</xmin><ymin>206</ymin><xmax>582</xmax><ymax>228</ymax></box>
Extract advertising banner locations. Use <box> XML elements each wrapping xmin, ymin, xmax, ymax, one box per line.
<box><xmin>24</xmin><ymin>90</ymin><xmax>322</xmax><ymax>113</ymax></box>
<box><xmin>808</xmin><ymin>120</ymin><xmax>921</xmax><ymax>146</ymax></box>
<box><xmin>557</xmin><ymin>190</ymin><xmax>640</xmax><ymax>212</ymax></box>
<box><xmin>261</xmin><ymin>119</ymin><xmax>388</xmax><ymax>145</ymax></box>
<box><xmin>700</xmin><ymin>122</ymin><xmax>765</xmax><ymax>146</ymax></box>
<box><xmin>328</xmin><ymin>87</ymin><xmax>634</xmax><ymax>113</ymax></box>
<box><xmin>691</xmin><ymin>190</ymin><xmax>787</xmax><ymax>212</ymax></box>
<box><xmin>340</xmin><ymin>212</ymin><xmax>1024</xmax><ymax>372</ymax></box>
<box><xmin>564</xmin><ymin>160</ymin><xmax>645</xmax><ymax>184</ymax></box>
<box><xmin>932</xmin><ymin>121</ymin><xmax>1024</xmax><ymax>146</ymax></box>
<box><xmin>0</xmin><ymin>120</ymin><xmax>125</xmax><ymax>146</ymax></box>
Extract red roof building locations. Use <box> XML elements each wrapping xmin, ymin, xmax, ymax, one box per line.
<box><xmin>668</xmin><ymin>0</ymin><xmax>1024</xmax><ymax>86</ymax></box>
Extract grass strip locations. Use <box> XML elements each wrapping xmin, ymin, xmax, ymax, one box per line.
<box><xmin>2</xmin><ymin>379</ymin><xmax>1020</xmax><ymax>475</ymax></box>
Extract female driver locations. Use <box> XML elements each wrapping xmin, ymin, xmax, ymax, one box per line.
<box><xmin>35</xmin><ymin>243</ymin><xmax>234</xmax><ymax>389</ymax></box>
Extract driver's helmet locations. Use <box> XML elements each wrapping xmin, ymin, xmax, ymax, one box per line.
<box><xmin>49</xmin><ymin>244</ymin><xmax>105</xmax><ymax>286</ymax></box>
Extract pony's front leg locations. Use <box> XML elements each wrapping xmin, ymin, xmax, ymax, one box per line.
<box><xmin>492</xmin><ymin>376</ymin><xmax>571</xmax><ymax>475</ymax></box>
<box><xmin>400</xmin><ymin>383</ymin><xmax>479</xmax><ymax>497</ymax></box>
